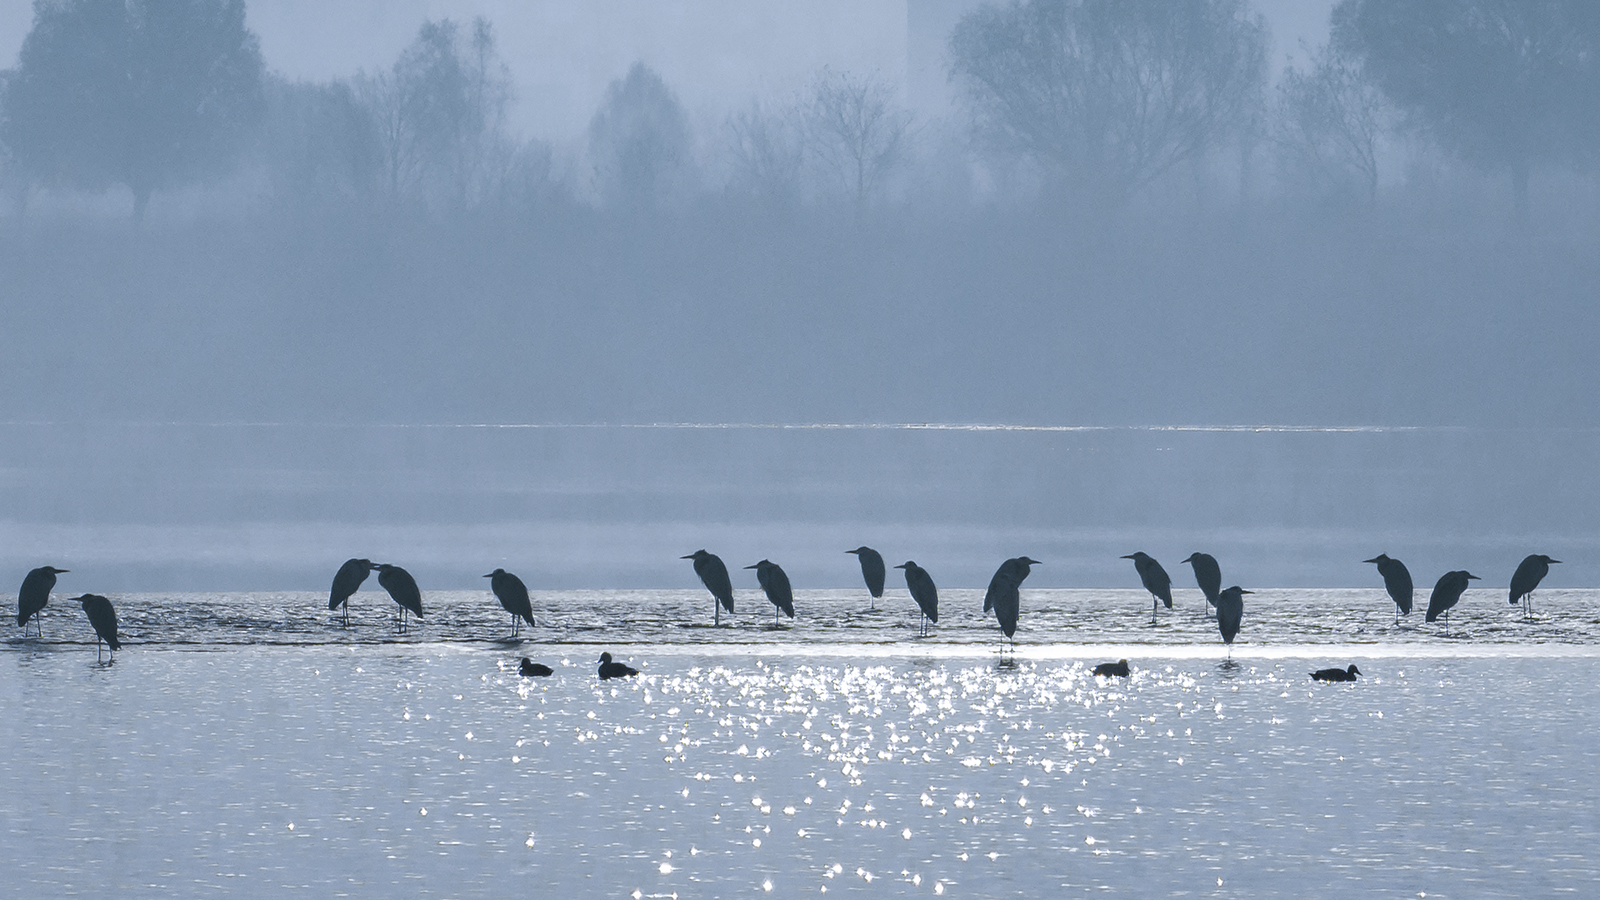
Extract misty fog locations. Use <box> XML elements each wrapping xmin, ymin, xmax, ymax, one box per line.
<box><xmin>1</xmin><ymin>0</ymin><xmax>1596</xmax><ymax>591</ymax></box>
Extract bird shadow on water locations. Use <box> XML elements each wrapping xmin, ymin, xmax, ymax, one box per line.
<box><xmin>1216</xmin><ymin>659</ymin><xmax>1243</xmax><ymax>677</ymax></box>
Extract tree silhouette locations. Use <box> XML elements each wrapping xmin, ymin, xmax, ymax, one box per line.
<box><xmin>0</xmin><ymin>0</ymin><xmax>264</xmax><ymax>218</ymax></box>
<box><xmin>805</xmin><ymin>69</ymin><xmax>913</xmax><ymax>212</ymax></box>
<box><xmin>1335</xmin><ymin>0</ymin><xmax>1600</xmax><ymax>214</ymax></box>
<box><xmin>588</xmin><ymin>63</ymin><xmax>694</xmax><ymax>210</ymax></box>
<box><xmin>950</xmin><ymin>0</ymin><xmax>1267</xmax><ymax>205</ymax></box>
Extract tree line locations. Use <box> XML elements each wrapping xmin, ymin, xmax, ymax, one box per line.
<box><xmin>1</xmin><ymin>0</ymin><xmax>1597</xmax><ymax>220</ymax></box>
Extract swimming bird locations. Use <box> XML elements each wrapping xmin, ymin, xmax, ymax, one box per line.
<box><xmin>328</xmin><ymin>558</ymin><xmax>374</xmax><ymax>626</ymax></box>
<box><xmin>984</xmin><ymin>557</ymin><xmax>1041</xmax><ymax>649</ymax></box>
<box><xmin>17</xmin><ymin>565</ymin><xmax>67</xmax><ymax>637</ymax></box>
<box><xmin>1310</xmin><ymin>664</ymin><xmax>1361</xmax><ymax>682</ymax></box>
<box><xmin>1215</xmin><ymin>586</ymin><xmax>1250</xmax><ymax>656</ymax></box>
<box><xmin>375</xmin><ymin>563</ymin><xmax>424</xmax><ymax>631</ymax></box>
<box><xmin>485</xmin><ymin>568</ymin><xmax>535</xmax><ymax>636</ymax></box>
<box><xmin>1363</xmin><ymin>554</ymin><xmax>1414</xmax><ymax>624</ymax></box>
<box><xmin>518</xmin><ymin>657</ymin><xmax>553</xmax><ymax>677</ymax></box>
<box><xmin>1181</xmin><ymin>552</ymin><xmax>1222</xmax><ymax>614</ymax></box>
<box><xmin>894</xmin><ymin>561</ymin><xmax>938</xmax><ymax>636</ymax></box>
<box><xmin>682</xmin><ymin>550</ymin><xmax>734</xmax><ymax>626</ymax></box>
<box><xmin>598</xmin><ymin>651</ymin><xmax>638</xmax><ymax>679</ymax></box>
<box><xmin>74</xmin><ymin>594</ymin><xmax>120</xmax><ymax>658</ymax></box>
<box><xmin>1093</xmin><ymin>659</ymin><xmax>1130</xmax><ymax>678</ymax></box>
<box><xmin>1508</xmin><ymin>554</ymin><xmax>1560</xmax><ymax>619</ymax></box>
<box><xmin>745</xmin><ymin>560</ymin><xmax>794</xmax><ymax>625</ymax></box>
<box><xmin>846</xmin><ymin>547</ymin><xmax>886</xmax><ymax>610</ymax></box>
<box><xmin>1425</xmin><ymin>570</ymin><xmax>1479</xmax><ymax>633</ymax></box>
<box><xmin>1122</xmin><ymin>552</ymin><xmax>1173</xmax><ymax>625</ymax></box>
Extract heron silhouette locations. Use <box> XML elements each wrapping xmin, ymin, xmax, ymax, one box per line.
<box><xmin>17</xmin><ymin>566</ymin><xmax>67</xmax><ymax>637</ymax></box>
<box><xmin>1426</xmin><ymin>570</ymin><xmax>1479</xmax><ymax>634</ymax></box>
<box><xmin>1215</xmin><ymin>586</ymin><xmax>1250</xmax><ymax>657</ymax></box>
<box><xmin>894</xmin><ymin>561</ymin><xmax>938</xmax><ymax>636</ymax></box>
<box><xmin>984</xmin><ymin>557</ymin><xmax>1040</xmax><ymax>653</ymax></box>
<box><xmin>375</xmin><ymin>564</ymin><xmax>424</xmax><ymax>631</ymax></box>
<box><xmin>1181</xmin><ymin>552</ymin><xmax>1222</xmax><ymax>616</ymax></box>
<box><xmin>518</xmin><ymin>657</ymin><xmax>553</xmax><ymax>677</ymax></box>
<box><xmin>1122</xmin><ymin>552</ymin><xmax>1173</xmax><ymax>625</ymax></box>
<box><xmin>1093</xmin><ymin>659</ymin><xmax>1130</xmax><ymax>678</ymax></box>
<box><xmin>1310</xmin><ymin>664</ymin><xmax>1361</xmax><ymax>682</ymax></box>
<box><xmin>328</xmin><ymin>558</ymin><xmax>374</xmax><ymax>626</ymax></box>
<box><xmin>846</xmin><ymin>547</ymin><xmax>886</xmax><ymax>610</ymax></box>
<box><xmin>74</xmin><ymin>594</ymin><xmax>120</xmax><ymax>659</ymax></box>
<box><xmin>1363</xmin><ymin>554</ymin><xmax>1414</xmax><ymax>625</ymax></box>
<box><xmin>598</xmin><ymin>651</ymin><xmax>638</xmax><ymax>679</ymax></box>
<box><xmin>682</xmin><ymin>550</ymin><xmax>734</xmax><ymax>626</ymax></box>
<box><xmin>1508</xmin><ymin>554</ymin><xmax>1560</xmax><ymax>619</ymax></box>
<box><xmin>485</xmin><ymin>568</ymin><xmax>535</xmax><ymax>636</ymax></box>
<box><xmin>745</xmin><ymin>560</ymin><xmax>794</xmax><ymax>625</ymax></box>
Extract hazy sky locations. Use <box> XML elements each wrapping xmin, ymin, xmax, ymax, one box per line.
<box><xmin>0</xmin><ymin>0</ymin><xmax>1333</xmax><ymax>141</ymax></box>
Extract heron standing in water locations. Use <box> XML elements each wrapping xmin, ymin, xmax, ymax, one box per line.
<box><xmin>984</xmin><ymin>557</ymin><xmax>1040</xmax><ymax>654</ymax></box>
<box><xmin>375</xmin><ymin>563</ymin><xmax>424</xmax><ymax>631</ymax></box>
<box><xmin>846</xmin><ymin>547</ymin><xmax>886</xmax><ymax>610</ymax></box>
<box><xmin>75</xmin><ymin>594</ymin><xmax>121</xmax><ymax>660</ymax></box>
<box><xmin>1215</xmin><ymin>586</ymin><xmax>1250</xmax><ymax>657</ymax></box>
<box><xmin>328</xmin><ymin>558</ymin><xmax>374</xmax><ymax>626</ymax></box>
<box><xmin>18</xmin><ymin>566</ymin><xmax>67</xmax><ymax>637</ymax></box>
<box><xmin>682</xmin><ymin>550</ymin><xmax>734</xmax><ymax>626</ymax></box>
<box><xmin>486</xmin><ymin>568</ymin><xmax>535</xmax><ymax>636</ymax></box>
<box><xmin>1181</xmin><ymin>552</ymin><xmax>1222</xmax><ymax>615</ymax></box>
<box><xmin>1363</xmin><ymin>554</ymin><xmax>1413</xmax><ymax>625</ymax></box>
<box><xmin>1122</xmin><ymin>552</ymin><xmax>1173</xmax><ymax>625</ymax></box>
<box><xmin>1508</xmin><ymin>554</ymin><xmax>1559</xmax><ymax>620</ymax></box>
<box><xmin>1426</xmin><ymin>570</ymin><xmax>1479</xmax><ymax>634</ymax></box>
<box><xmin>894</xmin><ymin>560</ymin><xmax>938</xmax><ymax>636</ymax></box>
<box><xmin>745</xmin><ymin>560</ymin><xmax>795</xmax><ymax>625</ymax></box>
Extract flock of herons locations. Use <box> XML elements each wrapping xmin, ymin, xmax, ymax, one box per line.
<box><xmin>10</xmin><ymin>549</ymin><xmax>1566</xmax><ymax>680</ymax></box>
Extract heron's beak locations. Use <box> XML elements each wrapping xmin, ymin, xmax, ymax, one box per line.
<box><xmin>1362</xmin><ymin>557</ymin><xmax>1380</xmax><ymax>564</ymax></box>
<box><xmin>1551</xmin><ymin>559</ymin><xmax>1563</xmax><ymax>564</ymax></box>
<box><xmin>1240</xmin><ymin>589</ymin><xmax>1254</xmax><ymax>594</ymax></box>
<box><xmin>1120</xmin><ymin>554</ymin><xmax>1135</xmax><ymax>560</ymax></box>
<box><xmin>482</xmin><ymin>573</ymin><xmax>494</xmax><ymax>578</ymax></box>
<box><xmin>894</xmin><ymin>563</ymin><xmax>908</xmax><ymax>569</ymax></box>
<box><xmin>680</xmin><ymin>554</ymin><xmax>695</xmax><ymax>560</ymax></box>
<box><xmin>743</xmin><ymin>564</ymin><xmax>759</xmax><ymax>569</ymax></box>
<box><xmin>846</xmin><ymin>549</ymin><xmax>859</xmax><ymax>555</ymax></box>
<box><xmin>1467</xmin><ymin>574</ymin><xmax>1481</xmax><ymax>580</ymax></box>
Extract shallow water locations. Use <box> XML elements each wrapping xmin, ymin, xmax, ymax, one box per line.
<box><xmin>5</xmin><ymin>586</ymin><xmax>1599</xmax><ymax>649</ymax></box>
<box><xmin>2</xmin><ymin>644</ymin><xmax>1597</xmax><ymax>897</ymax></box>
<box><xmin>4</xmin><ymin>591</ymin><xmax>1599</xmax><ymax>897</ymax></box>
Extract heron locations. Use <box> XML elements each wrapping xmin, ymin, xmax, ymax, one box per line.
<box><xmin>745</xmin><ymin>560</ymin><xmax>794</xmax><ymax>625</ymax></box>
<box><xmin>1425</xmin><ymin>570</ymin><xmax>1479</xmax><ymax>634</ymax></box>
<box><xmin>894</xmin><ymin>561</ymin><xmax>938</xmax><ymax>636</ymax></box>
<box><xmin>682</xmin><ymin>550</ymin><xmax>734</xmax><ymax>626</ymax></box>
<box><xmin>1181</xmin><ymin>552</ymin><xmax>1222</xmax><ymax>615</ymax></box>
<box><xmin>328</xmin><ymin>558</ymin><xmax>374</xmax><ymax>626</ymax></box>
<box><xmin>1363</xmin><ymin>554</ymin><xmax>1414</xmax><ymax>625</ymax></box>
<box><xmin>17</xmin><ymin>565</ymin><xmax>67</xmax><ymax>637</ymax></box>
<box><xmin>598</xmin><ymin>651</ymin><xmax>638</xmax><ymax>679</ymax></box>
<box><xmin>1310</xmin><ymin>664</ymin><xmax>1361</xmax><ymax>682</ymax></box>
<box><xmin>1215</xmin><ymin>586</ymin><xmax>1250</xmax><ymax>657</ymax></box>
<box><xmin>1508</xmin><ymin>554</ymin><xmax>1560</xmax><ymax>619</ymax></box>
<box><xmin>1122</xmin><ymin>552</ymin><xmax>1173</xmax><ymax>625</ymax></box>
<box><xmin>485</xmin><ymin>568</ymin><xmax>535</xmax><ymax>636</ymax></box>
<box><xmin>74</xmin><ymin>594</ymin><xmax>121</xmax><ymax>659</ymax></box>
<box><xmin>519</xmin><ymin>658</ymin><xmax>553</xmax><ymax>677</ymax></box>
<box><xmin>846</xmin><ymin>547</ymin><xmax>886</xmax><ymax>610</ymax></box>
<box><xmin>375</xmin><ymin>563</ymin><xmax>424</xmax><ymax>632</ymax></box>
<box><xmin>1092</xmin><ymin>659</ymin><xmax>1130</xmax><ymax>678</ymax></box>
<box><xmin>984</xmin><ymin>557</ymin><xmax>1041</xmax><ymax>653</ymax></box>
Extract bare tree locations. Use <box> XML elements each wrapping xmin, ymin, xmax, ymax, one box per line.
<box><xmin>805</xmin><ymin>69</ymin><xmax>914</xmax><ymax>211</ymax></box>
<box><xmin>950</xmin><ymin>0</ymin><xmax>1268</xmax><ymax>205</ymax></box>
<box><xmin>355</xmin><ymin>17</ymin><xmax>515</xmax><ymax>207</ymax></box>
<box><xmin>1274</xmin><ymin>40</ymin><xmax>1390</xmax><ymax>203</ymax></box>
<box><xmin>724</xmin><ymin>96</ymin><xmax>807</xmax><ymax>206</ymax></box>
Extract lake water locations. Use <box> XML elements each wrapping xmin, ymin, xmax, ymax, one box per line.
<box><xmin>3</xmin><ymin>589</ymin><xmax>1598</xmax><ymax>897</ymax></box>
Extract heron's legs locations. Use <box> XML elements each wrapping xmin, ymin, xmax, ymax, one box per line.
<box><xmin>714</xmin><ymin>600</ymin><xmax>720</xmax><ymax>628</ymax></box>
<box><xmin>1150</xmin><ymin>595</ymin><xmax>1158</xmax><ymax>626</ymax></box>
